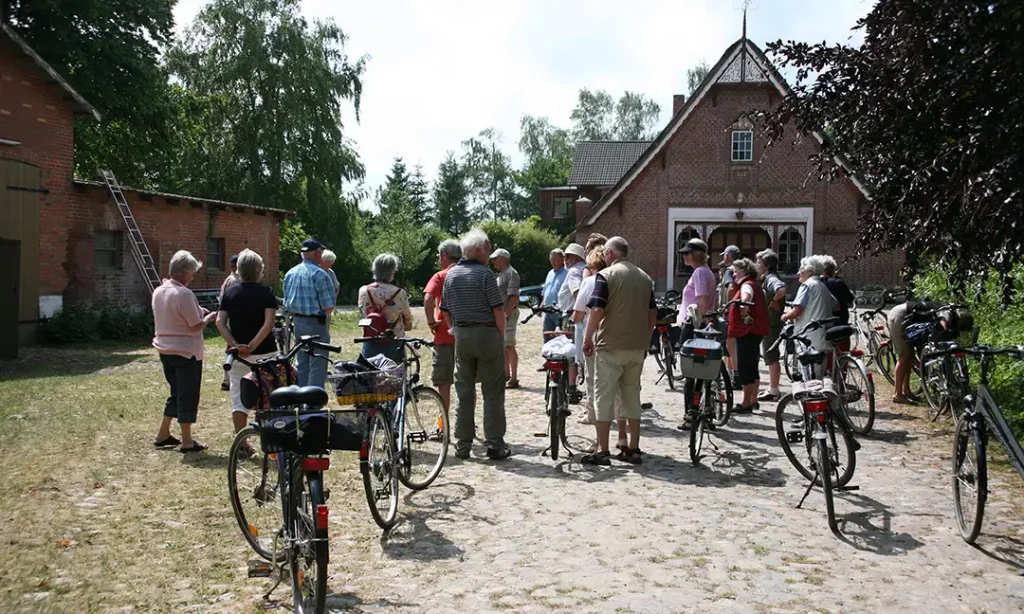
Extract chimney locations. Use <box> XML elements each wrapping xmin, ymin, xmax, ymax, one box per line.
<box><xmin>673</xmin><ymin>94</ymin><xmax>686</xmax><ymax>115</ymax></box>
<box><xmin>574</xmin><ymin>196</ymin><xmax>593</xmax><ymax>226</ymax></box>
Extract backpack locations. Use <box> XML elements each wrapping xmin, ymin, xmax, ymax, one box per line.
<box><xmin>362</xmin><ymin>284</ymin><xmax>403</xmax><ymax>341</ymax></box>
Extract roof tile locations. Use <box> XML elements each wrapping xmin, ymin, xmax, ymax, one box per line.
<box><xmin>568</xmin><ymin>141</ymin><xmax>652</xmax><ymax>187</ymax></box>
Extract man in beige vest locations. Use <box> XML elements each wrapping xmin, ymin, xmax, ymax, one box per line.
<box><xmin>581</xmin><ymin>236</ymin><xmax>656</xmax><ymax>465</ymax></box>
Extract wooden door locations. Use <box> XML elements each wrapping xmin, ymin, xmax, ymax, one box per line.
<box><xmin>707</xmin><ymin>226</ymin><xmax>771</xmax><ymax>268</ymax></box>
<box><xmin>0</xmin><ymin>239</ymin><xmax>19</xmax><ymax>359</ymax></box>
<box><xmin>0</xmin><ymin>159</ymin><xmax>41</xmax><ymax>350</ymax></box>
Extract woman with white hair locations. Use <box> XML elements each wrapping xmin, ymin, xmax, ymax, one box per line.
<box><xmin>152</xmin><ymin>250</ymin><xmax>218</xmax><ymax>452</ymax></box>
<box><xmin>358</xmin><ymin>252</ymin><xmax>414</xmax><ymax>362</ymax></box>
<box><xmin>782</xmin><ymin>255</ymin><xmax>837</xmax><ymax>352</ymax></box>
<box><xmin>216</xmin><ymin>249</ymin><xmax>279</xmax><ymax>434</ymax></box>
<box><xmin>320</xmin><ymin>249</ymin><xmax>341</xmax><ymax>298</ymax></box>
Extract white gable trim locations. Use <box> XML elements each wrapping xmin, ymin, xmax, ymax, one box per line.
<box><xmin>580</xmin><ymin>40</ymin><xmax>870</xmax><ymax>228</ymax></box>
<box><xmin>665</xmin><ymin>206</ymin><xmax>814</xmax><ymax>291</ymax></box>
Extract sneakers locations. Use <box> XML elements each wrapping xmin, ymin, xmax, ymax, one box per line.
<box><xmin>758</xmin><ymin>390</ymin><xmax>781</xmax><ymax>402</ymax></box>
<box><xmin>454</xmin><ymin>448</ymin><xmax>471</xmax><ymax>460</ymax></box>
<box><xmin>486</xmin><ymin>445</ymin><xmax>512</xmax><ymax>460</ymax></box>
<box><xmin>615</xmin><ymin>448</ymin><xmax>643</xmax><ymax>464</ymax></box>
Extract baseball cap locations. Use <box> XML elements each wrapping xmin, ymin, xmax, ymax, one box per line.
<box><xmin>300</xmin><ymin>238</ymin><xmax>322</xmax><ymax>252</ymax></box>
<box><xmin>721</xmin><ymin>245</ymin><xmax>741</xmax><ymax>258</ymax></box>
<box><xmin>564</xmin><ymin>243</ymin><xmax>586</xmax><ymax>259</ymax></box>
<box><xmin>229</xmin><ymin>254</ymin><xmax>239</xmax><ymax>266</ymax></box>
<box><xmin>490</xmin><ymin>248</ymin><xmax>511</xmax><ymax>260</ymax></box>
<box><xmin>679</xmin><ymin>238</ymin><xmax>708</xmax><ymax>254</ymax></box>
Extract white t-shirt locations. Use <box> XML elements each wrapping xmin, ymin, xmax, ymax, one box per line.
<box><xmin>740</xmin><ymin>282</ymin><xmax>755</xmax><ymax>301</ymax></box>
<box><xmin>574</xmin><ymin>275</ymin><xmax>598</xmax><ymax>342</ymax></box>
<box><xmin>558</xmin><ymin>262</ymin><xmax>586</xmax><ymax>311</ymax></box>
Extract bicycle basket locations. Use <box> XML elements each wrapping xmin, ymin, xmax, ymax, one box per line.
<box><xmin>330</xmin><ymin>360</ymin><xmax>403</xmax><ymax>405</ymax></box>
<box><xmin>258</xmin><ymin>411</ymin><xmax>363</xmax><ymax>454</ymax></box>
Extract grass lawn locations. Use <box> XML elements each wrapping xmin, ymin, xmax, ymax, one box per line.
<box><xmin>0</xmin><ymin>312</ymin><xmax>428</xmax><ymax>613</ymax></box>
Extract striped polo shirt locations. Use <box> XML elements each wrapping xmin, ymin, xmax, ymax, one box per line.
<box><xmin>439</xmin><ymin>259</ymin><xmax>504</xmax><ymax>325</ymax></box>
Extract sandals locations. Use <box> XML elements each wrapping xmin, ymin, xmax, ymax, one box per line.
<box><xmin>506</xmin><ymin>379</ymin><xmax>520</xmax><ymax>390</ymax></box>
<box><xmin>891</xmin><ymin>395</ymin><xmax>913</xmax><ymax>404</ymax></box>
<box><xmin>179</xmin><ymin>441</ymin><xmax>207</xmax><ymax>454</ymax></box>
<box><xmin>615</xmin><ymin>448</ymin><xmax>643</xmax><ymax>465</ymax></box>
<box><xmin>154</xmin><ymin>435</ymin><xmax>180</xmax><ymax>448</ymax></box>
<box><xmin>581</xmin><ymin>451</ymin><xmax>611</xmax><ymax>466</ymax></box>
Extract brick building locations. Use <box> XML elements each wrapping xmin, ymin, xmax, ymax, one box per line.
<box><xmin>0</xmin><ymin>24</ymin><xmax>288</xmax><ymax>356</ymax></box>
<box><xmin>540</xmin><ymin>36</ymin><xmax>902</xmax><ymax>292</ymax></box>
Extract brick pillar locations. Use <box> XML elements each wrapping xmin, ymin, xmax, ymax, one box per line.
<box><xmin>673</xmin><ymin>94</ymin><xmax>686</xmax><ymax>115</ymax></box>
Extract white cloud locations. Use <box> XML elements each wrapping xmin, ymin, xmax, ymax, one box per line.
<box><xmin>172</xmin><ymin>0</ymin><xmax>871</xmax><ymax>207</ymax></box>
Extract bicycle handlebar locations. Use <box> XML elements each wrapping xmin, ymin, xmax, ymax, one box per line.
<box><xmin>223</xmin><ymin>335</ymin><xmax>340</xmax><ymax>371</ymax></box>
<box><xmin>352</xmin><ymin>334</ymin><xmax>435</xmax><ymax>348</ymax></box>
<box><xmin>766</xmin><ymin>317</ymin><xmax>841</xmax><ymax>354</ymax></box>
<box><xmin>521</xmin><ymin>304</ymin><xmax>570</xmax><ymax>324</ymax></box>
<box><xmin>923</xmin><ymin>344</ymin><xmax>1024</xmax><ymax>362</ymax></box>
<box><xmin>701</xmin><ymin>299</ymin><xmax>754</xmax><ymax>319</ymax></box>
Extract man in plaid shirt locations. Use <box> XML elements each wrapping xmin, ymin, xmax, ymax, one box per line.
<box><xmin>283</xmin><ymin>239</ymin><xmax>336</xmax><ymax>388</ymax></box>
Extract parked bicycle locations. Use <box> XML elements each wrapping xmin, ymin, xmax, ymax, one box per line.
<box><xmin>769</xmin><ymin>318</ymin><xmax>860</xmax><ymax>534</ymax></box>
<box><xmin>272</xmin><ymin>309</ymin><xmax>295</xmax><ymax>354</ymax></box>
<box><xmin>224</xmin><ymin>335</ymin><xmax>348</xmax><ymax>614</ymax></box>
<box><xmin>915</xmin><ymin>306</ymin><xmax>977</xmax><ymax>422</ymax></box>
<box><xmin>651</xmin><ymin>290</ymin><xmax>682</xmax><ymax>389</ymax></box>
<box><xmin>522</xmin><ymin>304</ymin><xmax>576</xmax><ymax>460</ymax></box>
<box><xmin>679</xmin><ymin>299</ymin><xmax>746</xmax><ymax>463</ymax></box>
<box><xmin>924</xmin><ymin>344</ymin><xmax>1024</xmax><ymax>543</ymax></box>
<box><xmin>344</xmin><ymin>331</ymin><xmax>451</xmax><ymax>530</ymax></box>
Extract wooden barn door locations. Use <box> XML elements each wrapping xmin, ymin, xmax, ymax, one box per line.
<box><xmin>0</xmin><ymin>239</ymin><xmax>19</xmax><ymax>359</ymax></box>
<box><xmin>0</xmin><ymin>159</ymin><xmax>41</xmax><ymax>357</ymax></box>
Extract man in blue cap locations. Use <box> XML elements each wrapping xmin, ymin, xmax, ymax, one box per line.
<box><xmin>283</xmin><ymin>239</ymin><xmax>336</xmax><ymax>388</ymax></box>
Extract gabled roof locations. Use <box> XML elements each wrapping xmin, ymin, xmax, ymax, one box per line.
<box><xmin>1</xmin><ymin>24</ymin><xmax>100</xmax><ymax>120</ymax></box>
<box><xmin>577</xmin><ymin>38</ymin><xmax>871</xmax><ymax>227</ymax></box>
<box><xmin>73</xmin><ymin>179</ymin><xmax>294</xmax><ymax>216</ymax></box>
<box><xmin>568</xmin><ymin>141</ymin><xmax>652</xmax><ymax>187</ymax></box>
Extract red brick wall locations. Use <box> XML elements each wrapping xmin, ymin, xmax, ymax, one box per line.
<box><xmin>578</xmin><ymin>82</ymin><xmax>902</xmax><ymax>291</ymax></box>
<box><xmin>68</xmin><ymin>185</ymin><xmax>283</xmax><ymax>307</ymax></box>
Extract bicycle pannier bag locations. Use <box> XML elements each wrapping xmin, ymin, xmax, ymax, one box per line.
<box><xmin>259</xmin><ymin>411</ymin><xmax>363</xmax><ymax>454</ymax></box>
<box><xmin>678</xmin><ymin>338</ymin><xmax>724</xmax><ymax>381</ymax></box>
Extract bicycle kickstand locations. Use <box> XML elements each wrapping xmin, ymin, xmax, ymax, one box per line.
<box><xmin>797</xmin><ymin>472</ymin><xmax>818</xmax><ymax>509</ymax></box>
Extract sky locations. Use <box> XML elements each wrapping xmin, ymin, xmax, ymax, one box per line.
<box><xmin>172</xmin><ymin>0</ymin><xmax>873</xmax><ymax>207</ymax></box>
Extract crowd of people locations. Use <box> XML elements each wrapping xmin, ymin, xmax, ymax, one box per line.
<box><xmin>147</xmin><ymin>226</ymin><xmax>875</xmax><ymax>464</ymax></box>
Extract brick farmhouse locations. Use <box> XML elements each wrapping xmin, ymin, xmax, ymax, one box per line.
<box><xmin>539</xmin><ymin>36</ymin><xmax>902</xmax><ymax>292</ymax></box>
<box><xmin>0</xmin><ymin>24</ymin><xmax>289</xmax><ymax>355</ymax></box>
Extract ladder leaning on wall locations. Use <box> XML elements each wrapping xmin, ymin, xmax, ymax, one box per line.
<box><xmin>100</xmin><ymin>170</ymin><xmax>162</xmax><ymax>294</ymax></box>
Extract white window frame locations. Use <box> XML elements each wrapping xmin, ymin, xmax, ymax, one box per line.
<box><xmin>731</xmin><ymin>130</ymin><xmax>753</xmax><ymax>162</ymax></box>
<box><xmin>552</xmin><ymin>197</ymin><xmax>572</xmax><ymax>220</ymax></box>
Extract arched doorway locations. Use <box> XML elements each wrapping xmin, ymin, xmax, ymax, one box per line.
<box><xmin>706</xmin><ymin>226</ymin><xmax>771</xmax><ymax>268</ymax></box>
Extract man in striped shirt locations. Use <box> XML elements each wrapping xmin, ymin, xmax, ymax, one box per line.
<box><xmin>283</xmin><ymin>239</ymin><xmax>335</xmax><ymax>389</ymax></box>
<box><xmin>440</xmin><ymin>228</ymin><xmax>510</xmax><ymax>460</ymax></box>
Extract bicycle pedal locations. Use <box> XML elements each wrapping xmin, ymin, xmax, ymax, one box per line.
<box><xmin>534</xmin><ymin>432</ymin><xmax>548</xmax><ymax>438</ymax></box>
<box><xmin>248</xmin><ymin>560</ymin><xmax>274</xmax><ymax>578</ymax></box>
<box><xmin>408</xmin><ymin>431</ymin><xmax>427</xmax><ymax>444</ymax></box>
<box><xmin>838</xmin><ymin>485</ymin><xmax>860</xmax><ymax>492</ymax></box>
<box><xmin>786</xmin><ymin>431</ymin><xmax>804</xmax><ymax>444</ymax></box>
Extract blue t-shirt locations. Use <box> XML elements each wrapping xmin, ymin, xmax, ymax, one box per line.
<box><xmin>542</xmin><ymin>267</ymin><xmax>567</xmax><ymax>306</ymax></box>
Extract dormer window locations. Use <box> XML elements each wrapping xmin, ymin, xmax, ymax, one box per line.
<box><xmin>731</xmin><ymin>130</ymin><xmax>753</xmax><ymax>162</ymax></box>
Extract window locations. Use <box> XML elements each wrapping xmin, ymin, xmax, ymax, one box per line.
<box><xmin>674</xmin><ymin>226</ymin><xmax>701</xmax><ymax>276</ymax></box>
<box><xmin>777</xmin><ymin>227</ymin><xmax>804</xmax><ymax>275</ymax></box>
<box><xmin>206</xmin><ymin>238</ymin><xmax>225</xmax><ymax>271</ymax></box>
<box><xmin>552</xmin><ymin>198</ymin><xmax>572</xmax><ymax>220</ymax></box>
<box><xmin>95</xmin><ymin>231</ymin><xmax>123</xmax><ymax>270</ymax></box>
<box><xmin>731</xmin><ymin>130</ymin><xmax>753</xmax><ymax>162</ymax></box>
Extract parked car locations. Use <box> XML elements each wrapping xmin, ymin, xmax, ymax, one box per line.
<box><xmin>519</xmin><ymin>285</ymin><xmax>543</xmax><ymax>308</ymax></box>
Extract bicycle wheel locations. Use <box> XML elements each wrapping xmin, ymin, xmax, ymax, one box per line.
<box><xmin>875</xmin><ymin>341</ymin><xmax>896</xmax><ymax>385</ymax></box>
<box><xmin>785</xmin><ymin>350</ymin><xmax>801</xmax><ymax>383</ymax></box>
<box><xmin>817</xmin><ymin>436</ymin><xmax>838</xmax><ymax>533</ymax></box>
<box><xmin>396</xmin><ymin>386</ymin><xmax>449</xmax><ymax>490</ymax></box>
<box><xmin>361</xmin><ymin>410</ymin><xmax>399</xmax><ymax>530</ymax></box>
<box><xmin>838</xmin><ymin>356</ymin><xmax>875</xmax><ymax>435</ymax></box>
<box><xmin>775</xmin><ymin>397</ymin><xmax>856</xmax><ymax>488</ymax></box>
<box><xmin>689</xmin><ymin>383</ymin><xmax>711</xmax><ymax>463</ymax></box>
<box><xmin>712</xmin><ymin>364</ymin><xmax>733</xmax><ymax>427</ymax></box>
<box><xmin>290</xmin><ymin>469</ymin><xmax>328</xmax><ymax>614</ymax></box>
<box><xmin>662</xmin><ymin>342</ymin><xmax>676</xmax><ymax>390</ymax></box>
<box><xmin>952</xmin><ymin>417</ymin><xmax>987</xmax><ymax>544</ymax></box>
<box><xmin>920</xmin><ymin>348</ymin><xmax>946</xmax><ymax>414</ymax></box>
<box><xmin>228</xmin><ymin>426</ymin><xmax>284</xmax><ymax>562</ymax></box>
<box><xmin>550</xmin><ymin>382</ymin><xmax>564</xmax><ymax>461</ymax></box>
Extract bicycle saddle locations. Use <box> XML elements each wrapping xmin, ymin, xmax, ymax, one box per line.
<box><xmin>825</xmin><ymin>325</ymin><xmax>854</xmax><ymax>341</ymax></box>
<box><xmin>268</xmin><ymin>385</ymin><xmax>329</xmax><ymax>408</ymax></box>
<box><xmin>798</xmin><ymin>348</ymin><xmax>827</xmax><ymax>365</ymax></box>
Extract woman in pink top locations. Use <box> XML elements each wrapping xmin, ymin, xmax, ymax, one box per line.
<box><xmin>676</xmin><ymin>239</ymin><xmax>717</xmax><ymax>331</ymax></box>
<box><xmin>153</xmin><ymin>250</ymin><xmax>217</xmax><ymax>452</ymax></box>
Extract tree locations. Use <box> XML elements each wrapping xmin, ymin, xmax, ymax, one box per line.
<box><xmin>570</xmin><ymin>88</ymin><xmax>662</xmax><ymax>141</ymax></box>
<box><xmin>432</xmin><ymin>152</ymin><xmax>471</xmax><ymax>236</ymax></box>
<box><xmin>687</xmin><ymin>59</ymin><xmax>710</xmax><ymax>95</ymax></box>
<box><xmin>759</xmin><ymin>0</ymin><xmax>1024</xmax><ymax>298</ymax></box>
<box><xmin>367</xmin><ymin>202</ymin><xmax>429</xmax><ymax>288</ymax></box>
<box><xmin>408</xmin><ymin>164</ymin><xmax>431</xmax><ymax>221</ymax></box>
<box><xmin>3</xmin><ymin>0</ymin><xmax>175</xmax><ymax>186</ymax></box>
<box><xmin>167</xmin><ymin>0</ymin><xmax>367</xmax><ymax>277</ymax></box>
<box><xmin>515</xmin><ymin>115</ymin><xmax>575</xmax><ymax>221</ymax></box>
<box><xmin>461</xmin><ymin>128</ymin><xmax>517</xmax><ymax>220</ymax></box>
<box><xmin>377</xmin><ymin>156</ymin><xmax>412</xmax><ymax>218</ymax></box>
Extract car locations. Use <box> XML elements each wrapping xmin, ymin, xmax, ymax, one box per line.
<box><xmin>519</xmin><ymin>285</ymin><xmax>543</xmax><ymax>308</ymax></box>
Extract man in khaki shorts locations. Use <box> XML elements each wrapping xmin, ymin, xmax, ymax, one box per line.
<box><xmin>424</xmin><ymin>239</ymin><xmax>462</xmax><ymax>411</ymax></box>
<box><xmin>490</xmin><ymin>248</ymin><xmax>522</xmax><ymax>388</ymax></box>
<box><xmin>581</xmin><ymin>236</ymin><xmax>656</xmax><ymax>465</ymax></box>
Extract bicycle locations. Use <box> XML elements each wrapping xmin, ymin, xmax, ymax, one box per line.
<box><xmin>923</xmin><ymin>344</ymin><xmax>1024</xmax><ymax>543</ymax></box>
<box><xmin>521</xmin><ymin>304</ymin><xmax>577</xmax><ymax>460</ymax></box>
<box><xmin>272</xmin><ymin>309</ymin><xmax>295</xmax><ymax>354</ymax></box>
<box><xmin>769</xmin><ymin>319</ymin><xmax>860</xmax><ymax>534</ymax></box>
<box><xmin>679</xmin><ymin>299</ymin><xmax>748</xmax><ymax>463</ymax></box>
<box><xmin>820</xmin><ymin>322</ymin><xmax>876</xmax><ymax>436</ymax></box>
<box><xmin>651</xmin><ymin>290</ymin><xmax>682</xmax><ymax>390</ymax></box>
<box><xmin>344</xmin><ymin>332</ymin><xmax>451</xmax><ymax>530</ymax></box>
<box><xmin>224</xmin><ymin>335</ymin><xmax>347</xmax><ymax>614</ymax></box>
<box><xmin>914</xmin><ymin>305</ymin><xmax>977</xmax><ymax>421</ymax></box>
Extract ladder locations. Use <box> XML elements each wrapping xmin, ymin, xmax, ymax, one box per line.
<box><xmin>101</xmin><ymin>170</ymin><xmax>162</xmax><ymax>294</ymax></box>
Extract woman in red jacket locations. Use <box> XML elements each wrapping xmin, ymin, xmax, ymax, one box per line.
<box><xmin>728</xmin><ymin>258</ymin><xmax>770</xmax><ymax>413</ymax></box>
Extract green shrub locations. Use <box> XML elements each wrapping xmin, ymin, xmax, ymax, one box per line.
<box><xmin>479</xmin><ymin>219</ymin><xmax>565</xmax><ymax>286</ymax></box>
<box><xmin>39</xmin><ymin>302</ymin><xmax>101</xmax><ymax>343</ymax></box>
<box><xmin>41</xmin><ymin>302</ymin><xmax>156</xmax><ymax>344</ymax></box>
<box><xmin>916</xmin><ymin>265</ymin><xmax>1024</xmax><ymax>442</ymax></box>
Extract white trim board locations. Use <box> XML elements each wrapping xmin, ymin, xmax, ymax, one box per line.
<box><xmin>664</xmin><ymin>206</ymin><xmax>814</xmax><ymax>290</ymax></box>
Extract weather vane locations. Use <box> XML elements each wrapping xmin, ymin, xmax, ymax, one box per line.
<box><xmin>736</xmin><ymin>0</ymin><xmax>757</xmax><ymax>39</ymax></box>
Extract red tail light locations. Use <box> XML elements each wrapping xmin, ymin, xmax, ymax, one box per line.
<box><xmin>867</xmin><ymin>372</ymin><xmax>875</xmax><ymax>384</ymax></box>
<box><xmin>315</xmin><ymin>504</ymin><xmax>329</xmax><ymax>530</ymax></box>
<box><xmin>302</xmin><ymin>457</ymin><xmax>330</xmax><ymax>471</ymax></box>
<box><xmin>691</xmin><ymin>348</ymin><xmax>710</xmax><ymax>356</ymax></box>
<box><xmin>850</xmin><ymin>349</ymin><xmax>864</xmax><ymax>358</ymax></box>
<box><xmin>874</xmin><ymin>326</ymin><xmax>886</xmax><ymax>332</ymax></box>
<box><xmin>805</xmin><ymin>399</ymin><xmax>828</xmax><ymax>424</ymax></box>
<box><xmin>546</xmin><ymin>360</ymin><xmax>565</xmax><ymax>372</ymax></box>
<box><xmin>953</xmin><ymin>351</ymin><xmax>966</xmax><ymax>359</ymax></box>
<box><xmin>359</xmin><ymin>439</ymin><xmax>369</xmax><ymax>461</ymax></box>
<box><xmin>656</xmin><ymin>326</ymin><xmax>669</xmax><ymax>333</ymax></box>
<box><xmin>691</xmin><ymin>392</ymin><xmax>701</xmax><ymax>406</ymax></box>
